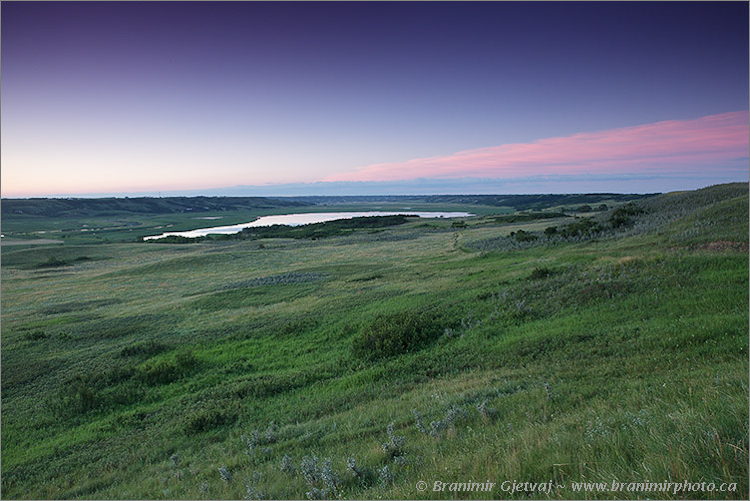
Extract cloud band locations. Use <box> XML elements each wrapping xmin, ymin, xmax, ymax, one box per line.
<box><xmin>327</xmin><ymin>111</ymin><xmax>749</xmax><ymax>182</ymax></box>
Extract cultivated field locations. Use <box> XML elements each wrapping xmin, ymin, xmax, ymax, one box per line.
<box><xmin>1</xmin><ymin>184</ymin><xmax>747</xmax><ymax>499</ymax></box>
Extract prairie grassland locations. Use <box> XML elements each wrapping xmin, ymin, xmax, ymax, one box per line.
<box><xmin>1</xmin><ymin>184</ymin><xmax>747</xmax><ymax>499</ymax></box>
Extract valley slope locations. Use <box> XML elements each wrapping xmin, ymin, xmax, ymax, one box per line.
<box><xmin>1</xmin><ymin>184</ymin><xmax>747</xmax><ymax>499</ymax></box>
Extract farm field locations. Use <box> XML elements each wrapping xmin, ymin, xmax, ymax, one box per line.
<box><xmin>1</xmin><ymin>183</ymin><xmax>748</xmax><ymax>499</ymax></box>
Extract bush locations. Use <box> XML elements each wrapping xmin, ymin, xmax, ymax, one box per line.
<box><xmin>48</xmin><ymin>374</ymin><xmax>103</xmax><ymax>417</ymax></box>
<box><xmin>608</xmin><ymin>202</ymin><xmax>644</xmax><ymax>229</ymax></box>
<box><xmin>529</xmin><ymin>266</ymin><xmax>554</xmax><ymax>280</ymax></box>
<box><xmin>137</xmin><ymin>350</ymin><xmax>197</xmax><ymax>385</ymax></box>
<box><xmin>352</xmin><ymin>310</ymin><xmax>441</xmax><ymax>360</ymax></box>
<box><xmin>511</xmin><ymin>229</ymin><xmax>538</xmax><ymax>242</ymax></box>
<box><xmin>184</xmin><ymin>404</ymin><xmax>236</xmax><ymax>434</ymax></box>
<box><xmin>36</xmin><ymin>256</ymin><xmax>69</xmax><ymax>268</ymax></box>
<box><xmin>560</xmin><ymin>218</ymin><xmax>602</xmax><ymax>238</ymax></box>
<box><xmin>138</xmin><ymin>359</ymin><xmax>180</xmax><ymax>385</ymax></box>
<box><xmin>120</xmin><ymin>339</ymin><xmax>168</xmax><ymax>357</ymax></box>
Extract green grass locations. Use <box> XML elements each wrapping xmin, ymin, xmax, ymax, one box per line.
<box><xmin>1</xmin><ymin>184</ymin><xmax>747</xmax><ymax>499</ymax></box>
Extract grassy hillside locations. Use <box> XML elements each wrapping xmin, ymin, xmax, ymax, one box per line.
<box><xmin>1</xmin><ymin>183</ymin><xmax>747</xmax><ymax>499</ymax></box>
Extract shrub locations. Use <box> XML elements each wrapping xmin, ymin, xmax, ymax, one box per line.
<box><xmin>184</xmin><ymin>404</ymin><xmax>236</xmax><ymax>434</ymax></box>
<box><xmin>36</xmin><ymin>256</ymin><xmax>69</xmax><ymax>268</ymax></box>
<box><xmin>299</xmin><ymin>455</ymin><xmax>341</xmax><ymax>499</ymax></box>
<box><xmin>138</xmin><ymin>359</ymin><xmax>180</xmax><ymax>385</ymax></box>
<box><xmin>560</xmin><ymin>218</ymin><xmax>602</xmax><ymax>238</ymax></box>
<box><xmin>138</xmin><ymin>350</ymin><xmax>197</xmax><ymax>385</ymax></box>
<box><xmin>24</xmin><ymin>330</ymin><xmax>49</xmax><ymax>341</ymax></box>
<box><xmin>120</xmin><ymin>339</ymin><xmax>167</xmax><ymax>357</ymax></box>
<box><xmin>529</xmin><ymin>266</ymin><xmax>554</xmax><ymax>280</ymax></box>
<box><xmin>351</xmin><ymin>310</ymin><xmax>441</xmax><ymax>359</ymax></box>
<box><xmin>477</xmin><ymin>400</ymin><xmax>498</xmax><ymax>420</ymax></box>
<box><xmin>608</xmin><ymin>202</ymin><xmax>645</xmax><ymax>229</ymax></box>
<box><xmin>280</xmin><ymin>455</ymin><xmax>296</xmax><ymax>475</ymax></box>
<box><xmin>49</xmin><ymin>374</ymin><xmax>102</xmax><ymax>417</ymax></box>
<box><xmin>346</xmin><ymin>457</ymin><xmax>361</xmax><ymax>478</ymax></box>
<box><xmin>377</xmin><ymin>465</ymin><xmax>393</xmax><ymax>486</ymax></box>
<box><xmin>381</xmin><ymin>422</ymin><xmax>406</xmax><ymax>458</ymax></box>
<box><xmin>217</xmin><ymin>466</ymin><xmax>232</xmax><ymax>483</ymax></box>
<box><xmin>511</xmin><ymin>229</ymin><xmax>538</xmax><ymax>242</ymax></box>
<box><xmin>175</xmin><ymin>350</ymin><xmax>197</xmax><ymax>371</ymax></box>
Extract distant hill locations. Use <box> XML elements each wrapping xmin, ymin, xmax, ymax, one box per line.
<box><xmin>418</xmin><ymin>193</ymin><xmax>656</xmax><ymax>211</ymax></box>
<box><xmin>2</xmin><ymin>193</ymin><xmax>660</xmax><ymax>219</ymax></box>
<box><xmin>1</xmin><ymin>196</ymin><xmax>305</xmax><ymax>218</ymax></box>
<box><xmin>281</xmin><ymin>193</ymin><xmax>656</xmax><ymax>211</ymax></box>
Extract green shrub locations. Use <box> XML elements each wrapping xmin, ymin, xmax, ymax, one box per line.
<box><xmin>120</xmin><ymin>339</ymin><xmax>168</xmax><ymax>357</ymax></box>
<box><xmin>529</xmin><ymin>266</ymin><xmax>554</xmax><ymax>280</ymax></box>
<box><xmin>175</xmin><ymin>350</ymin><xmax>197</xmax><ymax>371</ymax></box>
<box><xmin>49</xmin><ymin>375</ymin><xmax>102</xmax><ymax>417</ymax></box>
<box><xmin>560</xmin><ymin>218</ymin><xmax>603</xmax><ymax>238</ymax></box>
<box><xmin>608</xmin><ymin>202</ymin><xmax>644</xmax><ymax>229</ymax></box>
<box><xmin>36</xmin><ymin>256</ymin><xmax>69</xmax><ymax>268</ymax></box>
<box><xmin>137</xmin><ymin>350</ymin><xmax>197</xmax><ymax>385</ymax></box>
<box><xmin>352</xmin><ymin>310</ymin><xmax>441</xmax><ymax>360</ymax></box>
<box><xmin>23</xmin><ymin>330</ymin><xmax>49</xmax><ymax>341</ymax></box>
<box><xmin>138</xmin><ymin>359</ymin><xmax>180</xmax><ymax>385</ymax></box>
<box><xmin>277</xmin><ymin>317</ymin><xmax>320</xmax><ymax>337</ymax></box>
<box><xmin>184</xmin><ymin>403</ymin><xmax>236</xmax><ymax>434</ymax></box>
<box><xmin>511</xmin><ymin>229</ymin><xmax>538</xmax><ymax>242</ymax></box>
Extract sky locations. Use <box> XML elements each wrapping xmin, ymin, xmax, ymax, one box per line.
<box><xmin>1</xmin><ymin>1</ymin><xmax>748</xmax><ymax>198</ymax></box>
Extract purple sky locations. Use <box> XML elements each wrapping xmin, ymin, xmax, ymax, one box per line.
<box><xmin>1</xmin><ymin>1</ymin><xmax>748</xmax><ymax>197</ymax></box>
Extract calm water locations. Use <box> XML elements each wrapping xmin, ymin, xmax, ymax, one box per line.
<box><xmin>144</xmin><ymin>211</ymin><xmax>473</xmax><ymax>240</ymax></box>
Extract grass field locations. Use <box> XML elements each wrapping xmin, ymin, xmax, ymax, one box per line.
<box><xmin>1</xmin><ymin>183</ymin><xmax>747</xmax><ymax>499</ymax></box>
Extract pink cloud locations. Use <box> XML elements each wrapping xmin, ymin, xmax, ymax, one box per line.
<box><xmin>326</xmin><ymin>111</ymin><xmax>749</xmax><ymax>182</ymax></box>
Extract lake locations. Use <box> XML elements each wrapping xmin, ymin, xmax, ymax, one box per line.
<box><xmin>144</xmin><ymin>211</ymin><xmax>473</xmax><ymax>240</ymax></box>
